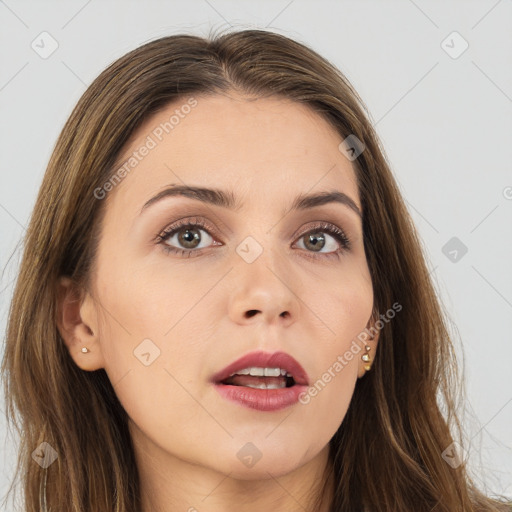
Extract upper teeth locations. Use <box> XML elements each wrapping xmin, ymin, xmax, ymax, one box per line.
<box><xmin>230</xmin><ymin>367</ymin><xmax>292</xmax><ymax>378</ymax></box>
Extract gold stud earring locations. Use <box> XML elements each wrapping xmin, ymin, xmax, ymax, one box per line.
<box><xmin>81</xmin><ymin>347</ymin><xmax>90</xmax><ymax>353</ymax></box>
<box><xmin>362</xmin><ymin>345</ymin><xmax>371</xmax><ymax>371</ymax></box>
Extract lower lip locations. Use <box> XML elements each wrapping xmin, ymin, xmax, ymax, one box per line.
<box><xmin>213</xmin><ymin>383</ymin><xmax>308</xmax><ymax>412</ymax></box>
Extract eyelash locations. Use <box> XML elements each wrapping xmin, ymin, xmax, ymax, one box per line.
<box><xmin>155</xmin><ymin>217</ymin><xmax>351</xmax><ymax>260</ymax></box>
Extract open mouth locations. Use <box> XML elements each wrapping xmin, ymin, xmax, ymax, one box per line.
<box><xmin>220</xmin><ymin>367</ymin><xmax>296</xmax><ymax>390</ymax></box>
<box><xmin>211</xmin><ymin>350</ymin><xmax>309</xmax><ymax>411</ymax></box>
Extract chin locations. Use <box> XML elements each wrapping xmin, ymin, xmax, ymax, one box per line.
<box><xmin>219</xmin><ymin>460</ymin><xmax>303</xmax><ymax>481</ymax></box>
<box><xmin>203</xmin><ymin>441</ymin><xmax>318</xmax><ymax>481</ymax></box>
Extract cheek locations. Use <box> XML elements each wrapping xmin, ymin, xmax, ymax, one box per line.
<box><xmin>298</xmin><ymin>262</ymin><xmax>373</xmax><ymax>422</ymax></box>
<box><xmin>319</xmin><ymin>255</ymin><xmax>374</xmax><ymax>343</ymax></box>
<box><xmin>93</xmin><ymin>248</ymin><xmax>216</xmax><ymax>420</ymax></box>
<box><xmin>95</xmin><ymin>276</ymin><xmax>210</xmax><ymax>461</ymax></box>
<box><xmin>95</xmin><ymin>240</ymin><xmax>215</xmax><ymax>349</ymax></box>
<box><xmin>105</xmin><ymin>355</ymin><xmax>228</xmax><ymax>476</ymax></box>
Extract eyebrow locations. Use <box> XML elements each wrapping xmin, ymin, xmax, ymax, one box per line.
<box><xmin>140</xmin><ymin>185</ymin><xmax>362</xmax><ymax>219</ymax></box>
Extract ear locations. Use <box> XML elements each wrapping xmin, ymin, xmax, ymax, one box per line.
<box><xmin>56</xmin><ymin>276</ymin><xmax>105</xmax><ymax>371</ymax></box>
<box><xmin>357</xmin><ymin>310</ymin><xmax>380</xmax><ymax>379</ymax></box>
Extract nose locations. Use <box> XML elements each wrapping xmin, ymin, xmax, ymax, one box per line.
<box><xmin>227</xmin><ymin>246</ymin><xmax>300</xmax><ymax>327</ymax></box>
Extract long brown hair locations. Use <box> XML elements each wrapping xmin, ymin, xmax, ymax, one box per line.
<box><xmin>2</xmin><ymin>28</ymin><xmax>510</xmax><ymax>512</ymax></box>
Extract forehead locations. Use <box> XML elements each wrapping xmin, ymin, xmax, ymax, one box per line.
<box><xmin>106</xmin><ymin>93</ymin><xmax>360</xmax><ymax>214</ymax></box>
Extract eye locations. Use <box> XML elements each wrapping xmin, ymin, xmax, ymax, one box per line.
<box><xmin>156</xmin><ymin>217</ymin><xmax>221</xmax><ymax>258</ymax></box>
<box><xmin>294</xmin><ymin>222</ymin><xmax>351</xmax><ymax>260</ymax></box>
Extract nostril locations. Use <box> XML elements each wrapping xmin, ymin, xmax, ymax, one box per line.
<box><xmin>245</xmin><ymin>310</ymin><xmax>259</xmax><ymax>318</ymax></box>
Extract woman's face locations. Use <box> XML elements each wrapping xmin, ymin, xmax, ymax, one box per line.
<box><xmin>67</xmin><ymin>93</ymin><xmax>376</xmax><ymax>480</ymax></box>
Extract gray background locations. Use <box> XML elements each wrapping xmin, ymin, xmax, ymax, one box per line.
<box><xmin>1</xmin><ymin>0</ymin><xmax>511</xmax><ymax>508</ymax></box>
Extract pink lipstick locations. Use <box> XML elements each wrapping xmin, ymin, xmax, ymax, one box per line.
<box><xmin>211</xmin><ymin>351</ymin><xmax>309</xmax><ymax>412</ymax></box>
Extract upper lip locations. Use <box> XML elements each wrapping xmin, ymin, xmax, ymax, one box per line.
<box><xmin>211</xmin><ymin>350</ymin><xmax>309</xmax><ymax>386</ymax></box>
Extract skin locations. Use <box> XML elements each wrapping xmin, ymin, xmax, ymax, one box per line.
<box><xmin>58</xmin><ymin>93</ymin><xmax>379</xmax><ymax>512</ymax></box>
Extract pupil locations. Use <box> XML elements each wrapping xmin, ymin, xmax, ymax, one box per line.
<box><xmin>306</xmin><ymin>233</ymin><xmax>324</xmax><ymax>251</ymax></box>
<box><xmin>180</xmin><ymin>229</ymin><xmax>200</xmax><ymax>248</ymax></box>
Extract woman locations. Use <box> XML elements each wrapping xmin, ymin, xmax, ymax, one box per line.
<box><xmin>2</xmin><ymin>29</ymin><xmax>510</xmax><ymax>512</ymax></box>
